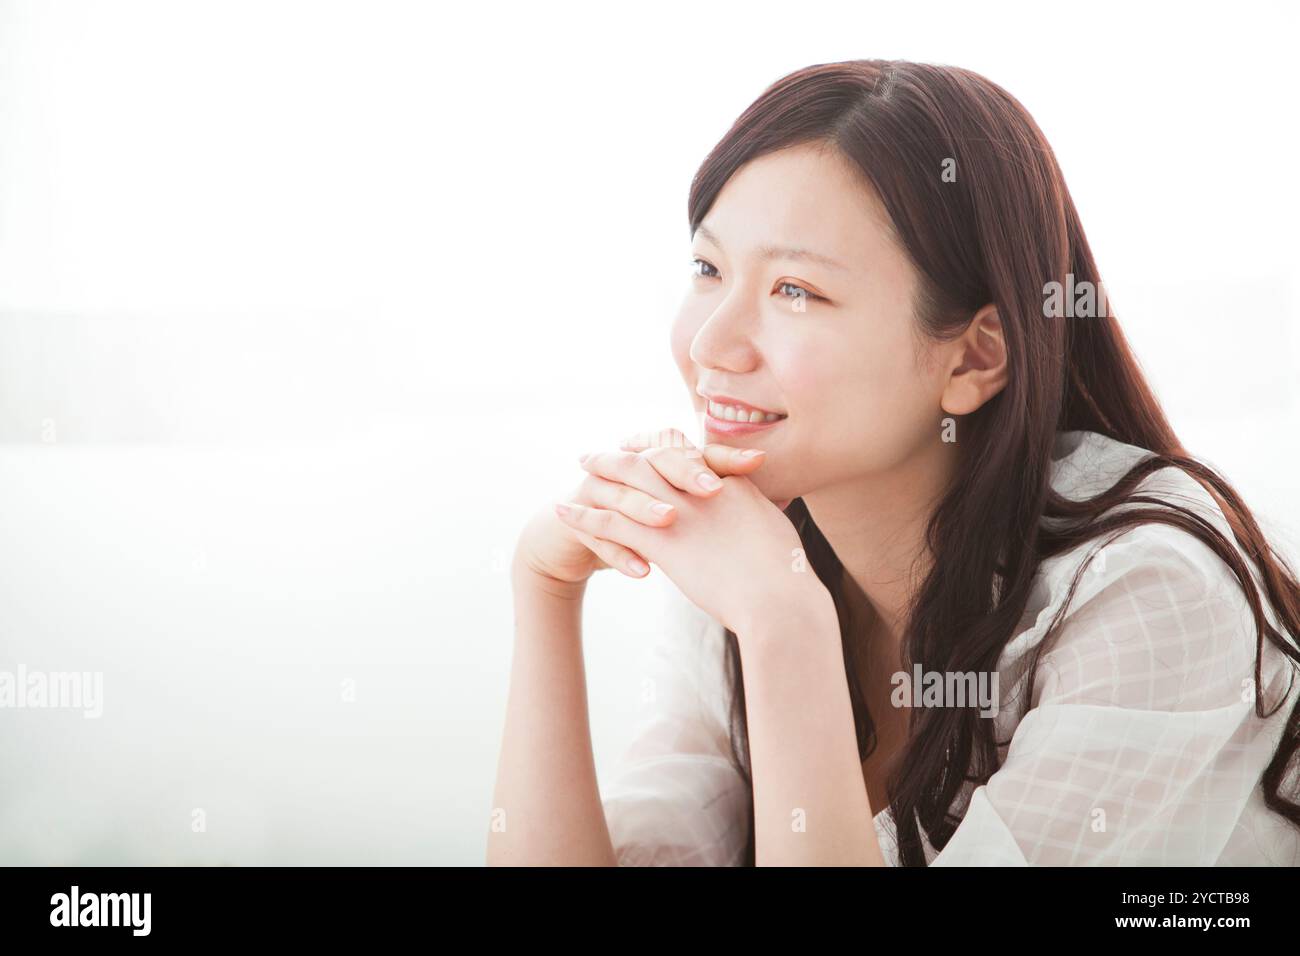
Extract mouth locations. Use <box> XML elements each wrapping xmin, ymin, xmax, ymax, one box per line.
<box><xmin>699</xmin><ymin>393</ymin><xmax>788</xmax><ymax>437</ymax></box>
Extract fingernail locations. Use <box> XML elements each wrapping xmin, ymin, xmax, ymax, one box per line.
<box><xmin>650</xmin><ymin>501</ymin><xmax>674</xmax><ymax>516</ymax></box>
<box><xmin>740</xmin><ymin>448</ymin><xmax>765</xmax><ymax>458</ymax></box>
<box><xmin>554</xmin><ymin>503</ymin><xmax>571</xmax><ymax>517</ymax></box>
<box><xmin>577</xmin><ymin>453</ymin><xmax>590</xmax><ymax>464</ymax></box>
<box><xmin>697</xmin><ymin>472</ymin><xmax>722</xmax><ymax>490</ymax></box>
<box><xmin>626</xmin><ymin>557</ymin><xmax>650</xmax><ymax>576</ymax></box>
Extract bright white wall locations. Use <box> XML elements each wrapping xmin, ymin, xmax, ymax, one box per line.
<box><xmin>0</xmin><ymin>0</ymin><xmax>1295</xmax><ymax>864</ymax></box>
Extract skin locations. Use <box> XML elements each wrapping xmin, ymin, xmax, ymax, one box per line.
<box><xmin>490</xmin><ymin>141</ymin><xmax>1007</xmax><ymax>866</ymax></box>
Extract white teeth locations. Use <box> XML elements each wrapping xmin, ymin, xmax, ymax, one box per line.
<box><xmin>707</xmin><ymin>400</ymin><xmax>783</xmax><ymax>423</ymax></box>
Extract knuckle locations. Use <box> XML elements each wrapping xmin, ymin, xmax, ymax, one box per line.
<box><xmin>612</xmin><ymin>483</ymin><xmax>634</xmax><ymax>511</ymax></box>
<box><xmin>631</xmin><ymin>453</ymin><xmax>662</xmax><ymax>482</ymax></box>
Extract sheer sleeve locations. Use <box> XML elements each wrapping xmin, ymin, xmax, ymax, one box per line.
<box><xmin>598</xmin><ymin>577</ymin><xmax>750</xmax><ymax>866</ymax></box>
<box><xmin>931</xmin><ymin>519</ymin><xmax>1300</xmax><ymax>866</ymax></box>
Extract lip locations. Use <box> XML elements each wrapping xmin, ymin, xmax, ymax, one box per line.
<box><xmin>703</xmin><ymin>411</ymin><xmax>786</xmax><ymax>437</ymax></box>
<box><xmin>697</xmin><ymin>390</ymin><xmax>788</xmax><ymax>438</ymax></box>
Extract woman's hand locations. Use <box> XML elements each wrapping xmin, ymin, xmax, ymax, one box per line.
<box><xmin>513</xmin><ymin>428</ymin><xmax>769</xmax><ymax>589</ymax></box>
<box><xmin>551</xmin><ymin>430</ymin><xmax>821</xmax><ymax>636</ymax></box>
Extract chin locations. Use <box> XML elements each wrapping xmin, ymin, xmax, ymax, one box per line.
<box><xmin>744</xmin><ymin>467</ymin><xmax>798</xmax><ymax>506</ymax></box>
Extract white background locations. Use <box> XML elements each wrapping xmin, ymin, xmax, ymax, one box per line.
<box><xmin>0</xmin><ymin>0</ymin><xmax>1296</xmax><ymax>864</ymax></box>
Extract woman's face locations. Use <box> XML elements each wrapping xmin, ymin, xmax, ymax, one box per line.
<box><xmin>671</xmin><ymin>142</ymin><xmax>953</xmax><ymax>504</ymax></box>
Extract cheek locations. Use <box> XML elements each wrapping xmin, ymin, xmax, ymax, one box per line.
<box><xmin>765</xmin><ymin>345</ymin><xmax>822</xmax><ymax>414</ymax></box>
<box><xmin>785</xmin><ymin>325</ymin><xmax>938</xmax><ymax>456</ymax></box>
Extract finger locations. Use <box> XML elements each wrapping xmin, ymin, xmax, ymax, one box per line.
<box><xmin>582</xmin><ymin>446</ymin><xmax>722</xmax><ymax>497</ymax></box>
<box><xmin>616</xmin><ymin>428</ymin><xmax>765</xmax><ymax>479</ymax></box>
<box><xmin>700</xmin><ymin>443</ymin><xmax>767</xmax><ymax>477</ymax></box>
<box><xmin>573</xmin><ymin>529</ymin><xmax>651</xmax><ymax>579</ymax></box>
<box><xmin>576</xmin><ymin>450</ymin><xmax>679</xmax><ymax>499</ymax></box>
<box><xmin>580</xmin><ymin>474</ymin><xmax>677</xmax><ymax>527</ymax></box>
<box><xmin>553</xmin><ymin>500</ymin><xmax>649</xmax><ymax>558</ymax></box>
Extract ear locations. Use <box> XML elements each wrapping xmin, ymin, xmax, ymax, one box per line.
<box><xmin>939</xmin><ymin>304</ymin><xmax>1008</xmax><ymax>416</ymax></box>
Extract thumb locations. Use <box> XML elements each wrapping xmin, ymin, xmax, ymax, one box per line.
<box><xmin>701</xmin><ymin>443</ymin><xmax>767</xmax><ymax>477</ymax></box>
<box><xmin>617</xmin><ymin>428</ymin><xmax>766</xmax><ymax>477</ymax></box>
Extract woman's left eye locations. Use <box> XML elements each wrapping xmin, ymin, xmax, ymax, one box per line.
<box><xmin>776</xmin><ymin>281</ymin><xmax>821</xmax><ymax>302</ymax></box>
<box><xmin>690</xmin><ymin>260</ymin><xmax>823</xmax><ymax>303</ymax></box>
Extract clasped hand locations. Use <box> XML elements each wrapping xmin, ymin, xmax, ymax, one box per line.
<box><xmin>553</xmin><ymin>428</ymin><xmax>813</xmax><ymax>636</ymax></box>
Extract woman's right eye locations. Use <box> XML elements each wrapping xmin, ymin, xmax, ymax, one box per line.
<box><xmin>691</xmin><ymin>257</ymin><xmax>719</xmax><ymax>279</ymax></box>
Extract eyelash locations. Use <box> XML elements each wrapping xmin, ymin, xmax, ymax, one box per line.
<box><xmin>691</xmin><ymin>257</ymin><xmax>825</xmax><ymax>303</ymax></box>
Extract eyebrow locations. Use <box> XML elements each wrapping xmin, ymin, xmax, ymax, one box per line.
<box><xmin>693</xmin><ymin>223</ymin><xmax>850</xmax><ymax>272</ymax></box>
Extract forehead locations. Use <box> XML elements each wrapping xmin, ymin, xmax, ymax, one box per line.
<box><xmin>697</xmin><ymin>143</ymin><xmax>897</xmax><ymax>265</ymax></box>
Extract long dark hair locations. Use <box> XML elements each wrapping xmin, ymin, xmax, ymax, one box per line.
<box><xmin>688</xmin><ymin>60</ymin><xmax>1300</xmax><ymax>866</ymax></box>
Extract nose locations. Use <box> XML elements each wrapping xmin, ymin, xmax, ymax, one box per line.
<box><xmin>688</xmin><ymin>295</ymin><xmax>760</xmax><ymax>375</ymax></box>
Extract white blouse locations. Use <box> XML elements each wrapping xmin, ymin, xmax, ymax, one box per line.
<box><xmin>597</xmin><ymin>430</ymin><xmax>1300</xmax><ymax>865</ymax></box>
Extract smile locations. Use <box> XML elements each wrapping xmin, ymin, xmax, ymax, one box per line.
<box><xmin>702</xmin><ymin>398</ymin><xmax>788</xmax><ymax>437</ymax></box>
<box><xmin>707</xmin><ymin>400</ymin><xmax>784</xmax><ymax>423</ymax></box>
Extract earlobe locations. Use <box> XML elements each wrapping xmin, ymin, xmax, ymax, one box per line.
<box><xmin>940</xmin><ymin>304</ymin><xmax>1008</xmax><ymax>416</ymax></box>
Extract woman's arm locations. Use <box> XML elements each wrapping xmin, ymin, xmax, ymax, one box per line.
<box><xmin>557</xmin><ymin>441</ymin><xmax>889</xmax><ymax>866</ymax></box>
<box><xmin>485</xmin><ymin>559</ymin><xmax>617</xmax><ymax>866</ymax></box>
<box><xmin>738</xmin><ymin>589</ymin><xmax>888</xmax><ymax>866</ymax></box>
<box><xmin>489</xmin><ymin>432</ymin><xmax>761</xmax><ymax>866</ymax></box>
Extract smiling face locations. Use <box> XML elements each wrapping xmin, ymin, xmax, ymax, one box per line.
<box><xmin>671</xmin><ymin>141</ymin><xmax>956</xmax><ymax>504</ymax></box>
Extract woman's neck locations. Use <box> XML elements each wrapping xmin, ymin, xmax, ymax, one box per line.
<box><xmin>801</xmin><ymin>441</ymin><xmax>956</xmax><ymax>656</ymax></box>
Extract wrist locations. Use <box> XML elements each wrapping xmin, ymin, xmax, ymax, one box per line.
<box><xmin>510</xmin><ymin>555</ymin><xmax>589</xmax><ymax>603</ymax></box>
<box><xmin>734</xmin><ymin>578</ymin><xmax>838</xmax><ymax>654</ymax></box>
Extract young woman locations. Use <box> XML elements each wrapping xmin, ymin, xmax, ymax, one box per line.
<box><xmin>487</xmin><ymin>59</ymin><xmax>1300</xmax><ymax>866</ymax></box>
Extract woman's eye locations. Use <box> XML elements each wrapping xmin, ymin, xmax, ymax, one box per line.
<box><xmin>691</xmin><ymin>257</ymin><xmax>719</xmax><ymax>279</ymax></box>
<box><xmin>776</xmin><ymin>280</ymin><xmax>821</xmax><ymax>302</ymax></box>
<box><xmin>689</xmin><ymin>262</ymin><xmax>823</xmax><ymax>303</ymax></box>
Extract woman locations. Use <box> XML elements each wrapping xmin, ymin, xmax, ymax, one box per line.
<box><xmin>487</xmin><ymin>59</ymin><xmax>1300</xmax><ymax>866</ymax></box>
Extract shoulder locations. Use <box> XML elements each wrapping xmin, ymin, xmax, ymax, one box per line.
<box><xmin>1036</xmin><ymin>523</ymin><xmax>1257</xmax><ymax>711</ymax></box>
<box><xmin>1007</xmin><ymin>432</ymin><xmax>1290</xmax><ymax>713</ymax></box>
<box><xmin>1048</xmin><ymin>430</ymin><xmax>1239</xmax><ymax>546</ymax></box>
